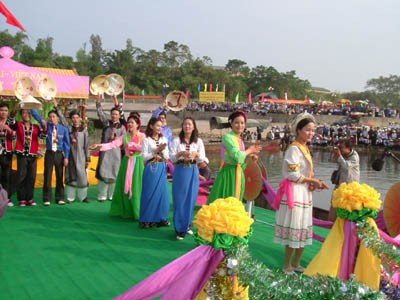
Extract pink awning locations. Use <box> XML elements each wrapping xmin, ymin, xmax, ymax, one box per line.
<box><xmin>0</xmin><ymin>46</ymin><xmax>89</xmax><ymax>99</ymax></box>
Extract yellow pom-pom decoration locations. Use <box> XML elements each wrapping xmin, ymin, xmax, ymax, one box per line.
<box><xmin>193</xmin><ymin>197</ymin><xmax>254</xmax><ymax>242</ymax></box>
<box><xmin>332</xmin><ymin>182</ymin><xmax>382</xmax><ymax>212</ymax></box>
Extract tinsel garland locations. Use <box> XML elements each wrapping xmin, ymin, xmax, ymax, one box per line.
<box><xmin>356</xmin><ymin>220</ymin><xmax>400</xmax><ymax>278</ymax></box>
<box><xmin>225</xmin><ymin>246</ymin><xmax>386</xmax><ymax>299</ymax></box>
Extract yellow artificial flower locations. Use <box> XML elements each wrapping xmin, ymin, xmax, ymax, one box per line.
<box><xmin>332</xmin><ymin>182</ymin><xmax>382</xmax><ymax>212</ymax></box>
<box><xmin>193</xmin><ymin>197</ymin><xmax>254</xmax><ymax>242</ymax></box>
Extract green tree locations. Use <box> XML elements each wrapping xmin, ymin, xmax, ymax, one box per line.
<box><xmin>104</xmin><ymin>39</ymin><xmax>140</xmax><ymax>94</ymax></box>
<box><xmin>75</xmin><ymin>45</ymin><xmax>92</xmax><ymax>75</ymax></box>
<box><xmin>0</xmin><ymin>30</ymin><xmax>29</xmax><ymax>59</ymax></box>
<box><xmin>32</xmin><ymin>37</ymin><xmax>55</xmax><ymax>67</ymax></box>
<box><xmin>88</xmin><ymin>34</ymin><xmax>105</xmax><ymax>75</ymax></box>
<box><xmin>53</xmin><ymin>54</ymin><xmax>75</xmax><ymax>69</ymax></box>
<box><xmin>366</xmin><ymin>75</ymin><xmax>400</xmax><ymax>106</ymax></box>
<box><xmin>225</xmin><ymin>59</ymin><xmax>250</xmax><ymax>77</ymax></box>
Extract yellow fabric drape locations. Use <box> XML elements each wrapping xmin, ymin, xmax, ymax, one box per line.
<box><xmin>304</xmin><ymin>217</ymin><xmax>381</xmax><ymax>290</ymax></box>
<box><xmin>235</xmin><ymin>164</ymin><xmax>242</xmax><ymax>199</ymax></box>
<box><xmin>291</xmin><ymin>141</ymin><xmax>314</xmax><ymax>178</ymax></box>
<box><xmin>12</xmin><ymin>156</ymin><xmax>99</xmax><ymax>188</ymax></box>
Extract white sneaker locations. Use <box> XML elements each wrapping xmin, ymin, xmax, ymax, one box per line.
<box><xmin>44</xmin><ymin>202</ymin><xmax>51</xmax><ymax>206</ymax></box>
<box><xmin>186</xmin><ymin>229</ymin><xmax>194</xmax><ymax>236</ymax></box>
<box><xmin>57</xmin><ymin>201</ymin><xmax>65</xmax><ymax>205</ymax></box>
<box><xmin>67</xmin><ymin>199</ymin><xmax>75</xmax><ymax>203</ymax></box>
<box><xmin>176</xmin><ymin>235</ymin><xmax>185</xmax><ymax>241</ymax></box>
<box><xmin>7</xmin><ymin>200</ymin><xmax>14</xmax><ymax>207</ymax></box>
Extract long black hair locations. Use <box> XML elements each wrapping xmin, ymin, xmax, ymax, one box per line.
<box><xmin>178</xmin><ymin>117</ymin><xmax>198</xmax><ymax>144</ymax></box>
<box><xmin>145</xmin><ymin>117</ymin><xmax>163</xmax><ymax>138</ymax></box>
<box><xmin>296</xmin><ymin>118</ymin><xmax>315</xmax><ymax>132</ymax></box>
<box><xmin>127</xmin><ymin>114</ymin><xmax>141</xmax><ymax>130</ymax></box>
<box><xmin>228</xmin><ymin>110</ymin><xmax>247</xmax><ymax>128</ymax></box>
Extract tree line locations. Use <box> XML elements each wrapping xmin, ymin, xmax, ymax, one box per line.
<box><xmin>1</xmin><ymin>30</ymin><xmax>399</xmax><ymax>107</ymax></box>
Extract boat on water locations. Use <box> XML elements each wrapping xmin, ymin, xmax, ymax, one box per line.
<box><xmin>209</xmin><ymin>116</ymin><xmax>271</xmax><ymax>130</ymax></box>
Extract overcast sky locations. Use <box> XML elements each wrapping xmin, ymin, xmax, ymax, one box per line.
<box><xmin>3</xmin><ymin>0</ymin><xmax>400</xmax><ymax>92</ymax></box>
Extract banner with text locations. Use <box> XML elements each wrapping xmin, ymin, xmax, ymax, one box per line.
<box><xmin>199</xmin><ymin>91</ymin><xmax>225</xmax><ymax>103</ymax></box>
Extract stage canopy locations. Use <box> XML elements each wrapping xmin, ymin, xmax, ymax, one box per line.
<box><xmin>0</xmin><ymin>46</ymin><xmax>89</xmax><ymax>99</ymax></box>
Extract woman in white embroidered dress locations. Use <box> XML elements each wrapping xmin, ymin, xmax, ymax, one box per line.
<box><xmin>274</xmin><ymin>112</ymin><xmax>328</xmax><ymax>274</ymax></box>
<box><xmin>170</xmin><ymin>117</ymin><xmax>206</xmax><ymax>240</ymax></box>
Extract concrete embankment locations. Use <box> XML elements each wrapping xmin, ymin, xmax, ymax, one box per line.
<box><xmin>85</xmin><ymin>99</ymin><xmax>399</xmax><ymax>142</ymax></box>
<box><xmin>85</xmin><ymin>98</ymin><xmax>399</xmax><ymax>127</ymax></box>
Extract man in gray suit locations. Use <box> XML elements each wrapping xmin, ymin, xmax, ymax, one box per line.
<box><xmin>328</xmin><ymin>139</ymin><xmax>360</xmax><ymax>221</ymax></box>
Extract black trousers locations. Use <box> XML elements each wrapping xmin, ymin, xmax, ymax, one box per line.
<box><xmin>16</xmin><ymin>155</ymin><xmax>38</xmax><ymax>201</ymax></box>
<box><xmin>43</xmin><ymin>150</ymin><xmax>65</xmax><ymax>202</ymax></box>
<box><xmin>0</xmin><ymin>154</ymin><xmax>12</xmax><ymax>198</ymax></box>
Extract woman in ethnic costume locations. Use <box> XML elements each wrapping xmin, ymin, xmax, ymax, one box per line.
<box><xmin>273</xmin><ymin>112</ymin><xmax>328</xmax><ymax>275</ymax></box>
<box><xmin>52</xmin><ymin>99</ymin><xmax>90</xmax><ymax>203</ymax></box>
<box><xmin>207</xmin><ymin>110</ymin><xmax>261</xmax><ymax>204</ymax></box>
<box><xmin>91</xmin><ymin>115</ymin><xmax>144</xmax><ymax>219</ymax></box>
<box><xmin>170</xmin><ymin>117</ymin><xmax>206</xmax><ymax>240</ymax></box>
<box><xmin>139</xmin><ymin>117</ymin><xmax>170</xmax><ymax>228</ymax></box>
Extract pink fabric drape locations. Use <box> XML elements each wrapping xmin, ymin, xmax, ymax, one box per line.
<box><xmin>271</xmin><ymin>178</ymin><xmax>294</xmax><ymax>210</ymax></box>
<box><xmin>101</xmin><ymin>138</ymin><xmax>142</xmax><ymax>198</ymax></box>
<box><xmin>114</xmin><ymin>245</ymin><xmax>224</xmax><ymax>300</ymax></box>
<box><xmin>339</xmin><ymin>220</ymin><xmax>359</xmax><ymax>280</ymax></box>
<box><xmin>261</xmin><ymin>176</ymin><xmax>277</xmax><ymax>207</ymax></box>
<box><xmin>124</xmin><ymin>156</ymin><xmax>136</xmax><ymax>198</ymax></box>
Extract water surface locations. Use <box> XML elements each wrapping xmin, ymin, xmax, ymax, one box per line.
<box><xmin>207</xmin><ymin>148</ymin><xmax>399</xmax><ymax>210</ymax></box>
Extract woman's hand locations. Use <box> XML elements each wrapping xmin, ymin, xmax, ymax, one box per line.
<box><xmin>89</xmin><ymin>144</ymin><xmax>101</xmax><ymax>150</ymax></box>
<box><xmin>177</xmin><ymin>150</ymin><xmax>187</xmax><ymax>159</ymax></box>
<box><xmin>153</xmin><ymin>153</ymin><xmax>163</xmax><ymax>162</ymax></box>
<box><xmin>315</xmin><ymin>179</ymin><xmax>329</xmax><ymax>190</ymax></box>
<box><xmin>157</xmin><ymin>143</ymin><xmax>167</xmax><ymax>152</ymax></box>
<box><xmin>246</xmin><ymin>144</ymin><xmax>262</xmax><ymax>156</ymax></box>
<box><xmin>190</xmin><ymin>151</ymin><xmax>199</xmax><ymax>160</ymax></box>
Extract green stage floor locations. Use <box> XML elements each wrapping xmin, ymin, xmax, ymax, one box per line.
<box><xmin>0</xmin><ymin>186</ymin><xmax>329</xmax><ymax>300</ymax></box>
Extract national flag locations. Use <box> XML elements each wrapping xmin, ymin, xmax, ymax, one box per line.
<box><xmin>248</xmin><ymin>91</ymin><xmax>252</xmax><ymax>104</ymax></box>
<box><xmin>204</xmin><ymin>83</ymin><xmax>207</xmax><ymax>92</ymax></box>
<box><xmin>197</xmin><ymin>83</ymin><xmax>201</xmax><ymax>93</ymax></box>
<box><xmin>185</xmin><ymin>90</ymin><xmax>190</xmax><ymax>101</ymax></box>
<box><xmin>235</xmin><ymin>92</ymin><xmax>239</xmax><ymax>103</ymax></box>
<box><xmin>261</xmin><ymin>93</ymin><xmax>265</xmax><ymax>101</ymax></box>
<box><xmin>162</xmin><ymin>89</ymin><xmax>166</xmax><ymax>100</ymax></box>
<box><xmin>141</xmin><ymin>89</ymin><xmax>145</xmax><ymax>96</ymax></box>
<box><xmin>0</xmin><ymin>1</ymin><xmax>26</xmax><ymax>31</ymax></box>
<box><xmin>216</xmin><ymin>83</ymin><xmax>219</xmax><ymax>92</ymax></box>
<box><xmin>284</xmin><ymin>92</ymin><xmax>288</xmax><ymax>100</ymax></box>
<box><xmin>209</xmin><ymin>83</ymin><xmax>213</xmax><ymax>92</ymax></box>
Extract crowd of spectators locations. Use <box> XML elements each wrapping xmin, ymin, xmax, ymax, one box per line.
<box><xmin>312</xmin><ymin>123</ymin><xmax>400</xmax><ymax>149</ymax></box>
<box><xmin>260</xmin><ymin>122</ymin><xmax>400</xmax><ymax>151</ymax></box>
<box><xmin>187</xmin><ymin>100</ymin><xmax>399</xmax><ymax>118</ymax></box>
